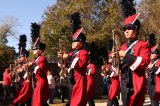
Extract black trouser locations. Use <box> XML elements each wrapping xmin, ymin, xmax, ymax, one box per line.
<box><xmin>14</xmin><ymin>98</ymin><xmax>32</xmax><ymax>106</ymax></box>
<box><xmin>121</xmin><ymin>80</ymin><xmax>134</xmax><ymax>106</ymax></box>
<box><xmin>147</xmin><ymin>80</ymin><xmax>159</xmax><ymax>106</ymax></box>
<box><xmin>61</xmin><ymin>86</ymin><xmax>67</xmax><ymax>102</ymax></box>
<box><xmin>42</xmin><ymin>102</ymin><xmax>49</xmax><ymax>106</ymax></box>
<box><xmin>3</xmin><ymin>85</ymin><xmax>13</xmax><ymax>103</ymax></box>
<box><xmin>88</xmin><ymin>98</ymin><xmax>95</xmax><ymax>106</ymax></box>
<box><xmin>66</xmin><ymin>78</ymin><xmax>73</xmax><ymax>106</ymax></box>
<box><xmin>107</xmin><ymin>97</ymin><xmax>119</xmax><ymax>106</ymax></box>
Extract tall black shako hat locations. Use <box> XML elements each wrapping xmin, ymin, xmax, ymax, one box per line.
<box><xmin>19</xmin><ymin>49</ymin><xmax>30</xmax><ymax>58</ymax></box>
<box><xmin>71</xmin><ymin>11</ymin><xmax>86</xmax><ymax>43</ymax></box>
<box><xmin>32</xmin><ymin>39</ymin><xmax>46</xmax><ymax>51</ymax></box>
<box><xmin>148</xmin><ymin>33</ymin><xmax>157</xmax><ymax>48</ymax></box>
<box><xmin>72</xmin><ymin>27</ymin><xmax>86</xmax><ymax>43</ymax></box>
<box><xmin>148</xmin><ymin>33</ymin><xmax>159</xmax><ymax>54</ymax></box>
<box><xmin>123</xmin><ymin>13</ymin><xmax>141</xmax><ymax>32</ymax></box>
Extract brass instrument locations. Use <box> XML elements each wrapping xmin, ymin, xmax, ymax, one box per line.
<box><xmin>9</xmin><ymin>61</ymin><xmax>21</xmax><ymax>83</ymax></box>
<box><xmin>58</xmin><ymin>39</ymin><xmax>68</xmax><ymax>86</ymax></box>
<box><xmin>58</xmin><ymin>39</ymin><xmax>65</xmax><ymax>76</ymax></box>
<box><xmin>9</xmin><ymin>64</ymin><xmax>15</xmax><ymax>84</ymax></box>
<box><xmin>112</xmin><ymin>30</ymin><xmax>121</xmax><ymax>75</ymax></box>
<box><xmin>24</xmin><ymin>61</ymin><xmax>32</xmax><ymax>81</ymax></box>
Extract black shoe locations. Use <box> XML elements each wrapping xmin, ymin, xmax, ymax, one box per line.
<box><xmin>66</xmin><ymin>102</ymin><xmax>70</xmax><ymax>106</ymax></box>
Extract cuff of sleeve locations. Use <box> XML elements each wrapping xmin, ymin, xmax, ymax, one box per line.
<box><xmin>130</xmin><ymin>56</ymin><xmax>142</xmax><ymax>71</ymax></box>
<box><xmin>88</xmin><ymin>69</ymin><xmax>91</xmax><ymax>75</ymax></box>
<box><xmin>34</xmin><ymin>66</ymin><xmax>39</xmax><ymax>74</ymax></box>
<box><xmin>155</xmin><ymin>67</ymin><xmax>160</xmax><ymax>75</ymax></box>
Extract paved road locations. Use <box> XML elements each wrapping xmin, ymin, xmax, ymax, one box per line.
<box><xmin>87</xmin><ymin>98</ymin><xmax>151</xmax><ymax>106</ymax></box>
<box><xmin>0</xmin><ymin>96</ymin><xmax>153</xmax><ymax>106</ymax></box>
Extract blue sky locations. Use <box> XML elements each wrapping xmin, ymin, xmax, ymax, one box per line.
<box><xmin>0</xmin><ymin>0</ymin><xmax>56</xmax><ymax>52</ymax></box>
<box><xmin>0</xmin><ymin>0</ymin><xmax>141</xmax><ymax>52</ymax></box>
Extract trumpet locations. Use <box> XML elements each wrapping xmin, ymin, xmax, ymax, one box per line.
<box><xmin>9</xmin><ymin>62</ymin><xmax>21</xmax><ymax>83</ymax></box>
<box><xmin>112</xmin><ymin>30</ymin><xmax>121</xmax><ymax>75</ymax></box>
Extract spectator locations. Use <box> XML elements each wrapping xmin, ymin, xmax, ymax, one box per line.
<box><xmin>47</xmin><ymin>70</ymin><xmax>56</xmax><ymax>104</ymax></box>
<box><xmin>2</xmin><ymin>67</ymin><xmax>14</xmax><ymax>104</ymax></box>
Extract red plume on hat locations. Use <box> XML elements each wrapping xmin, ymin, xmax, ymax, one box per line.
<box><xmin>123</xmin><ymin>13</ymin><xmax>141</xmax><ymax>31</ymax></box>
<box><xmin>71</xmin><ymin>11</ymin><xmax>86</xmax><ymax>43</ymax></box>
<box><xmin>72</xmin><ymin>27</ymin><xmax>86</xmax><ymax>43</ymax></box>
<box><xmin>72</xmin><ymin>27</ymin><xmax>83</xmax><ymax>39</ymax></box>
<box><xmin>151</xmin><ymin>45</ymin><xmax>158</xmax><ymax>52</ymax></box>
<box><xmin>151</xmin><ymin>45</ymin><xmax>159</xmax><ymax>54</ymax></box>
<box><xmin>124</xmin><ymin>13</ymin><xmax>140</xmax><ymax>25</ymax></box>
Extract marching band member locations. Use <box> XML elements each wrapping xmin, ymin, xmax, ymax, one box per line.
<box><xmin>115</xmin><ymin>13</ymin><xmax>150</xmax><ymax>106</ymax></box>
<box><xmin>101</xmin><ymin>53</ymin><xmax>112</xmax><ymax>98</ymax></box>
<box><xmin>32</xmin><ymin>41</ymin><xmax>49</xmax><ymax>106</ymax></box>
<box><xmin>147</xmin><ymin>46</ymin><xmax>160</xmax><ymax>106</ymax></box>
<box><xmin>11</xmin><ymin>49</ymin><xmax>32</xmax><ymax>106</ymax></box>
<box><xmin>86</xmin><ymin>53</ymin><xmax>96</xmax><ymax>106</ymax></box>
<box><xmin>58</xmin><ymin>28</ymin><xmax>89</xmax><ymax>106</ymax></box>
<box><xmin>103</xmin><ymin>52</ymin><xmax>120</xmax><ymax>106</ymax></box>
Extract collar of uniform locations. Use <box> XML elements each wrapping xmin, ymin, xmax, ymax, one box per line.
<box><xmin>127</xmin><ymin>38</ymin><xmax>138</xmax><ymax>47</ymax></box>
<box><xmin>152</xmin><ymin>58</ymin><xmax>158</xmax><ymax>63</ymax></box>
<box><xmin>34</xmin><ymin>55</ymin><xmax>41</xmax><ymax>63</ymax></box>
<box><xmin>73</xmin><ymin>49</ymin><xmax>81</xmax><ymax>54</ymax></box>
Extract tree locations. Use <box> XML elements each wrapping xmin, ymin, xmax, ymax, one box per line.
<box><xmin>0</xmin><ymin>16</ymin><xmax>19</xmax><ymax>80</ymax></box>
<box><xmin>140</xmin><ymin>0</ymin><xmax>160</xmax><ymax>44</ymax></box>
<box><xmin>0</xmin><ymin>45</ymin><xmax>15</xmax><ymax>80</ymax></box>
<box><xmin>40</xmin><ymin>0</ymin><xmax>122</xmax><ymax>63</ymax></box>
<box><xmin>0</xmin><ymin>16</ymin><xmax>19</xmax><ymax>44</ymax></box>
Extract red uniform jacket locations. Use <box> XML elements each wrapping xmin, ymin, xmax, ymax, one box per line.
<box><xmin>86</xmin><ymin>63</ymin><xmax>96</xmax><ymax>100</ymax></box>
<box><xmin>121</xmin><ymin>40</ymin><xmax>150</xmax><ymax>106</ymax></box>
<box><xmin>3</xmin><ymin>68</ymin><xmax>11</xmax><ymax>86</ymax></box>
<box><xmin>12</xmin><ymin>63</ymin><xmax>32</xmax><ymax>105</ymax></box>
<box><xmin>151</xmin><ymin>59</ymin><xmax>160</xmax><ymax>100</ymax></box>
<box><xmin>12</xmin><ymin>80</ymin><xmax>32</xmax><ymax>104</ymax></box>
<box><xmin>12</xmin><ymin>64</ymin><xmax>25</xmax><ymax>104</ymax></box>
<box><xmin>107</xmin><ymin>66</ymin><xmax>120</xmax><ymax>101</ymax></box>
<box><xmin>70</xmin><ymin>49</ymin><xmax>89</xmax><ymax>106</ymax></box>
<box><xmin>32</xmin><ymin>55</ymin><xmax>49</xmax><ymax>106</ymax></box>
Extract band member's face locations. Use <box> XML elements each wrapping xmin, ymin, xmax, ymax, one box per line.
<box><xmin>33</xmin><ymin>49</ymin><xmax>42</xmax><ymax>55</ymax></box>
<box><xmin>150</xmin><ymin>54</ymin><xmax>158</xmax><ymax>59</ymax></box>
<box><xmin>20</xmin><ymin>56</ymin><xmax>26</xmax><ymax>62</ymax></box>
<box><xmin>108</xmin><ymin>58</ymin><xmax>113</xmax><ymax>63</ymax></box>
<box><xmin>72</xmin><ymin>41</ymin><xmax>82</xmax><ymax>50</ymax></box>
<box><xmin>124</xmin><ymin>29</ymin><xmax>137</xmax><ymax>39</ymax></box>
